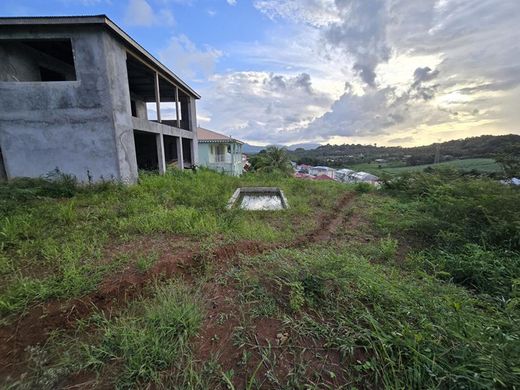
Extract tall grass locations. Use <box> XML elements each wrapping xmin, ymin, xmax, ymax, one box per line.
<box><xmin>236</xmin><ymin>246</ymin><xmax>520</xmax><ymax>389</ymax></box>
<box><xmin>371</xmin><ymin>170</ymin><xmax>520</xmax><ymax>299</ymax></box>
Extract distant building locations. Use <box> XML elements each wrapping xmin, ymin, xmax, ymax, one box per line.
<box><xmin>314</xmin><ymin>174</ymin><xmax>334</xmax><ymax>181</ymax></box>
<box><xmin>350</xmin><ymin>171</ymin><xmax>380</xmax><ymax>184</ymax></box>
<box><xmin>309</xmin><ymin>166</ymin><xmax>336</xmax><ymax>179</ymax></box>
<box><xmin>296</xmin><ymin>164</ymin><xmax>311</xmax><ymax>174</ymax></box>
<box><xmin>335</xmin><ymin>168</ymin><xmax>355</xmax><ymax>183</ymax></box>
<box><xmin>197</xmin><ymin>127</ymin><xmax>243</xmax><ymax>176</ymax></box>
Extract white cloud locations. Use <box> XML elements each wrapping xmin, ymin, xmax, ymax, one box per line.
<box><xmin>229</xmin><ymin>0</ymin><xmax>520</xmax><ymax>145</ymax></box>
<box><xmin>124</xmin><ymin>0</ymin><xmax>175</xmax><ymax>27</ymax></box>
<box><xmin>159</xmin><ymin>34</ymin><xmax>222</xmax><ymax>81</ymax></box>
<box><xmin>227</xmin><ymin>0</ymin><xmax>237</xmax><ymax>5</ymax></box>
<box><xmin>198</xmin><ymin>71</ymin><xmax>335</xmax><ymax>144</ymax></box>
<box><xmin>253</xmin><ymin>0</ymin><xmax>339</xmax><ymax>27</ymax></box>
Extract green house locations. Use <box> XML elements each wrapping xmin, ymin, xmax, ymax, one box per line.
<box><xmin>197</xmin><ymin>127</ymin><xmax>244</xmax><ymax>176</ymax></box>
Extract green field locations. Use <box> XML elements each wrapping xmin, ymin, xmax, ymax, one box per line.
<box><xmin>348</xmin><ymin>158</ymin><xmax>502</xmax><ymax>176</ymax></box>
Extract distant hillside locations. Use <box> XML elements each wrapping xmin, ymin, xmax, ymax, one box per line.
<box><xmin>289</xmin><ymin>134</ymin><xmax>520</xmax><ymax>167</ymax></box>
<box><xmin>243</xmin><ymin>142</ymin><xmax>322</xmax><ymax>154</ymax></box>
<box><xmin>242</xmin><ymin>144</ymin><xmax>265</xmax><ymax>154</ymax></box>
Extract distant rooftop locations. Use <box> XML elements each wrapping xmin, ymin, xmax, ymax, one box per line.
<box><xmin>0</xmin><ymin>15</ymin><xmax>200</xmax><ymax>99</ymax></box>
<box><xmin>198</xmin><ymin>127</ymin><xmax>243</xmax><ymax>144</ymax></box>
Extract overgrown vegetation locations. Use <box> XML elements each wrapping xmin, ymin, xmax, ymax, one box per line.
<box><xmin>1</xmin><ymin>168</ymin><xmax>519</xmax><ymax>388</ymax></box>
<box><xmin>376</xmin><ymin>169</ymin><xmax>520</xmax><ymax>299</ymax></box>
<box><xmin>0</xmin><ymin>169</ymin><xmax>344</xmax><ymax>316</ymax></box>
<box><xmin>235</xmin><ymin>246</ymin><xmax>520</xmax><ymax>388</ymax></box>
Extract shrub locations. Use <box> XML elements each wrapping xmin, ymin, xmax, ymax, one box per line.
<box><xmin>354</xmin><ymin>182</ymin><xmax>373</xmax><ymax>193</ymax></box>
<box><xmin>411</xmin><ymin>245</ymin><xmax>520</xmax><ymax>299</ymax></box>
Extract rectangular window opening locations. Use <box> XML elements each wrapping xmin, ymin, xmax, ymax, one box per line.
<box><xmin>0</xmin><ymin>39</ymin><xmax>76</xmax><ymax>82</ymax></box>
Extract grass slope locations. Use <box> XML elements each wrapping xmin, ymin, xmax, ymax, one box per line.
<box><xmin>1</xmin><ymin>169</ymin><xmax>519</xmax><ymax>389</ymax></box>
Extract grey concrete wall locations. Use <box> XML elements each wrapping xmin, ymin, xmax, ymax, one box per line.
<box><xmin>0</xmin><ymin>26</ymin><xmax>122</xmax><ymax>182</ymax></box>
<box><xmin>102</xmin><ymin>33</ymin><xmax>139</xmax><ymax>183</ymax></box>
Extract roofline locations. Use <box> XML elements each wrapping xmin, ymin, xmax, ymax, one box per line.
<box><xmin>198</xmin><ymin>139</ymin><xmax>244</xmax><ymax>145</ymax></box>
<box><xmin>0</xmin><ymin>15</ymin><xmax>201</xmax><ymax>99</ymax></box>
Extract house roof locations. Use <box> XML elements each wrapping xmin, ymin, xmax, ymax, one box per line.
<box><xmin>314</xmin><ymin>174</ymin><xmax>334</xmax><ymax>181</ymax></box>
<box><xmin>197</xmin><ymin>127</ymin><xmax>243</xmax><ymax>144</ymax></box>
<box><xmin>312</xmin><ymin>166</ymin><xmax>333</xmax><ymax>170</ymax></box>
<box><xmin>0</xmin><ymin>15</ymin><xmax>200</xmax><ymax>99</ymax></box>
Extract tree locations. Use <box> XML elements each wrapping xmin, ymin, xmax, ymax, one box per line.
<box><xmin>251</xmin><ymin>146</ymin><xmax>293</xmax><ymax>175</ymax></box>
<box><xmin>495</xmin><ymin>145</ymin><xmax>520</xmax><ymax>177</ymax></box>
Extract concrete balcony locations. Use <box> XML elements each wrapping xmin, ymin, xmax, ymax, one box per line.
<box><xmin>131</xmin><ymin>117</ymin><xmax>194</xmax><ymax>139</ymax></box>
<box><xmin>207</xmin><ymin>160</ymin><xmax>243</xmax><ymax>176</ymax></box>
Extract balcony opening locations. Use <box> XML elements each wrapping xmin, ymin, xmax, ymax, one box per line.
<box><xmin>126</xmin><ymin>54</ymin><xmax>190</xmax><ymax>130</ymax></box>
<box><xmin>126</xmin><ymin>56</ymin><xmax>156</xmax><ymax>120</ymax></box>
<box><xmin>134</xmin><ymin>130</ymin><xmax>158</xmax><ymax>172</ymax></box>
<box><xmin>163</xmin><ymin>134</ymin><xmax>179</xmax><ymax>167</ymax></box>
<box><xmin>0</xmin><ymin>39</ymin><xmax>76</xmax><ymax>82</ymax></box>
<box><xmin>182</xmin><ymin>138</ymin><xmax>193</xmax><ymax>168</ymax></box>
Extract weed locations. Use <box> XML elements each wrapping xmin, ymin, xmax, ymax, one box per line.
<box><xmin>83</xmin><ymin>281</ymin><xmax>203</xmax><ymax>387</ymax></box>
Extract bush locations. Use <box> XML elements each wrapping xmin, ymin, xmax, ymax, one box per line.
<box><xmin>354</xmin><ymin>182</ymin><xmax>373</xmax><ymax>193</ymax></box>
<box><xmin>410</xmin><ymin>245</ymin><xmax>520</xmax><ymax>299</ymax></box>
<box><xmin>382</xmin><ymin>170</ymin><xmax>520</xmax><ymax>250</ymax></box>
<box><xmin>378</xmin><ymin>170</ymin><xmax>520</xmax><ymax>299</ymax></box>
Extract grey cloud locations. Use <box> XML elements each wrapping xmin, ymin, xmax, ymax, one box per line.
<box><xmin>265</xmin><ymin>72</ymin><xmax>314</xmax><ymax>94</ymax></box>
<box><xmin>412</xmin><ymin>67</ymin><xmax>439</xmax><ymax>87</ymax></box>
<box><xmin>198</xmin><ymin>71</ymin><xmax>334</xmax><ymax>144</ymax></box>
<box><xmin>388</xmin><ymin>136</ymin><xmax>414</xmax><ymax>144</ymax></box>
<box><xmin>324</xmin><ymin>0</ymin><xmax>390</xmax><ymax>86</ymax></box>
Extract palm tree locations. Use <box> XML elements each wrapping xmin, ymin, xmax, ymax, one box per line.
<box><xmin>254</xmin><ymin>146</ymin><xmax>293</xmax><ymax>175</ymax></box>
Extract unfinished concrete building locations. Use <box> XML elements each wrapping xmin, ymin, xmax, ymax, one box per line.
<box><xmin>0</xmin><ymin>15</ymin><xmax>199</xmax><ymax>183</ymax></box>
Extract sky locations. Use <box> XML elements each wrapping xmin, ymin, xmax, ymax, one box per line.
<box><xmin>2</xmin><ymin>0</ymin><xmax>520</xmax><ymax>147</ymax></box>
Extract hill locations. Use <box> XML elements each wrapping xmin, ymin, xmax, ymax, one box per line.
<box><xmin>289</xmin><ymin>134</ymin><xmax>520</xmax><ymax>168</ymax></box>
<box><xmin>243</xmin><ymin>142</ymin><xmax>322</xmax><ymax>154</ymax></box>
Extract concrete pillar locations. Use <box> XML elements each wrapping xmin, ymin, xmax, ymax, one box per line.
<box><xmin>175</xmin><ymin>87</ymin><xmax>181</xmax><ymax>129</ymax></box>
<box><xmin>156</xmin><ymin>134</ymin><xmax>166</xmax><ymax>174</ymax></box>
<box><xmin>188</xmin><ymin>96</ymin><xmax>198</xmax><ymax>166</ymax></box>
<box><xmin>154</xmin><ymin>72</ymin><xmax>161</xmax><ymax>123</ymax></box>
<box><xmin>176</xmin><ymin>136</ymin><xmax>184</xmax><ymax>170</ymax></box>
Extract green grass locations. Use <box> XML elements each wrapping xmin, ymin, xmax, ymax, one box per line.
<box><xmin>234</xmin><ymin>246</ymin><xmax>520</xmax><ymax>389</ymax></box>
<box><xmin>348</xmin><ymin>158</ymin><xmax>502</xmax><ymax>176</ymax></box>
<box><xmin>83</xmin><ymin>281</ymin><xmax>203</xmax><ymax>387</ymax></box>
<box><xmin>0</xmin><ymin>169</ymin><xmax>345</xmax><ymax>316</ymax></box>
<box><xmin>2</xmin><ymin>169</ymin><xmax>520</xmax><ymax>389</ymax></box>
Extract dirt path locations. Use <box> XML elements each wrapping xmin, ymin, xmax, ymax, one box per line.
<box><xmin>0</xmin><ymin>191</ymin><xmax>356</xmax><ymax>383</ymax></box>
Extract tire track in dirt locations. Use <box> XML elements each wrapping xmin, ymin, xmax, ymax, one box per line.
<box><xmin>0</xmin><ymin>191</ymin><xmax>356</xmax><ymax>382</ymax></box>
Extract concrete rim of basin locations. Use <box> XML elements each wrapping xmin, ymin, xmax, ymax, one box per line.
<box><xmin>227</xmin><ymin>187</ymin><xmax>289</xmax><ymax>210</ymax></box>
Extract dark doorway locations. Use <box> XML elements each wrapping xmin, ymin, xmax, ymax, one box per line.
<box><xmin>182</xmin><ymin>138</ymin><xmax>192</xmax><ymax>168</ymax></box>
<box><xmin>0</xmin><ymin>147</ymin><xmax>7</xmax><ymax>181</ymax></box>
<box><xmin>163</xmin><ymin>135</ymin><xmax>178</xmax><ymax>166</ymax></box>
<box><xmin>134</xmin><ymin>131</ymin><xmax>158</xmax><ymax>171</ymax></box>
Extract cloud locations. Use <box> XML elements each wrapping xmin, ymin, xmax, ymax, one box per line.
<box><xmin>198</xmin><ymin>71</ymin><xmax>335</xmax><ymax>144</ymax></box>
<box><xmin>195</xmin><ymin>0</ymin><xmax>520</xmax><ymax>146</ymax></box>
<box><xmin>227</xmin><ymin>0</ymin><xmax>237</xmax><ymax>5</ymax></box>
<box><xmin>254</xmin><ymin>0</ymin><xmax>339</xmax><ymax>27</ymax></box>
<box><xmin>159</xmin><ymin>35</ymin><xmax>222</xmax><ymax>81</ymax></box>
<box><xmin>323</xmin><ymin>0</ymin><xmax>390</xmax><ymax>87</ymax></box>
<box><xmin>124</xmin><ymin>0</ymin><xmax>175</xmax><ymax>27</ymax></box>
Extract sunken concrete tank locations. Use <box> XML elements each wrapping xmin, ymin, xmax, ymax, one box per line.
<box><xmin>227</xmin><ymin>187</ymin><xmax>289</xmax><ymax>210</ymax></box>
